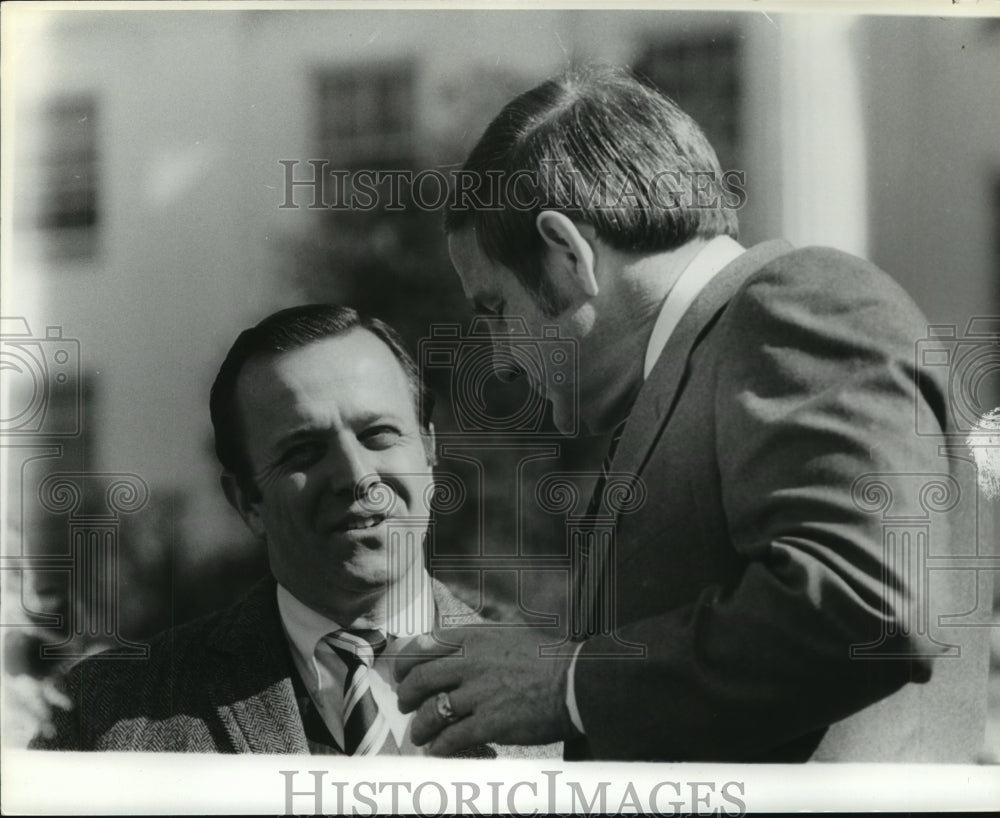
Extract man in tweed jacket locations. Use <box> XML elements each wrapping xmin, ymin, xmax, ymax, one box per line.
<box><xmin>32</xmin><ymin>304</ymin><xmax>554</xmax><ymax>758</ymax></box>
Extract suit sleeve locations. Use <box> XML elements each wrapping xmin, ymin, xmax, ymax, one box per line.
<box><xmin>573</xmin><ymin>249</ymin><xmax>951</xmax><ymax>760</ymax></box>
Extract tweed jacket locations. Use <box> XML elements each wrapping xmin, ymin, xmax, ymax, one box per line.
<box><xmin>31</xmin><ymin>575</ymin><xmax>553</xmax><ymax>757</ymax></box>
<box><xmin>565</xmin><ymin>241</ymin><xmax>992</xmax><ymax>762</ymax></box>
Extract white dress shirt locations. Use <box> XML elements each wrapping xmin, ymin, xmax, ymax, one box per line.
<box><xmin>566</xmin><ymin>235</ymin><xmax>746</xmax><ymax>734</ymax></box>
<box><xmin>276</xmin><ymin>568</ymin><xmax>435</xmax><ymax>752</ymax></box>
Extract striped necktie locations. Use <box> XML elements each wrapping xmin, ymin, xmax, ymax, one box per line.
<box><xmin>323</xmin><ymin>629</ymin><xmax>396</xmax><ymax>755</ymax></box>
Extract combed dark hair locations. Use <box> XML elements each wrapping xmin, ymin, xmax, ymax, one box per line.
<box><xmin>209</xmin><ymin>304</ymin><xmax>434</xmax><ymax>491</ymax></box>
<box><xmin>445</xmin><ymin>66</ymin><xmax>738</xmax><ymax>301</ymax></box>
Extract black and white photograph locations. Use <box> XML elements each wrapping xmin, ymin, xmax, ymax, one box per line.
<box><xmin>2</xmin><ymin>1</ymin><xmax>999</xmax><ymax>813</ymax></box>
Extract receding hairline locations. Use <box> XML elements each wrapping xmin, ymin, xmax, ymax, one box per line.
<box><xmin>233</xmin><ymin>326</ymin><xmax>419</xmax><ymax>408</ymax></box>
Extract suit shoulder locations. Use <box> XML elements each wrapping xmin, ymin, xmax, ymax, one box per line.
<box><xmin>29</xmin><ymin>614</ymin><xmax>219</xmax><ymax>750</ymax></box>
<box><xmin>48</xmin><ymin>581</ymin><xmax>272</xmax><ymax>722</ymax></box>
<box><xmin>61</xmin><ymin>604</ymin><xmax>227</xmax><ymax>684</ymax></box>
<box><xmin>749</xmin><ymin>245</ymin><xmax>923</xmax><ymax>311</ymax></box>
<box><xmin>724</xmin><ymin>245</ymin><xmax>931</xmax><ymax>349</ymax></box>
<box><xmin>61</xmin><ymin>575</ymin><xmax>275</xmax><ymax>680</ymax></box>
<box><xmin>30</xmin><ymin>578</ymin><xmax>281</xmax><ymax>750</ymax></box>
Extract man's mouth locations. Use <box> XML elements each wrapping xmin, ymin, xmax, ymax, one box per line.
<box><xmin>333</xmin><ymin>513</ymin><xmax>386</xmax><ymax>533</ymax></box>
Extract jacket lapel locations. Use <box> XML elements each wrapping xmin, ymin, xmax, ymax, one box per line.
<box><xmin>206</xmin><ymin>576</ymin><xmax>310</xmax><ymax>754</ymax></box>
<box><xmin>609</xmin><ymin>240</ymin><xmax>793</xmax><ymax>496</ymax></box>
<box><xmin>204</xmin><ymin>575</ymin><xmax>494</xmax><ymax>756</ymax></box>
<box><xmin>577</xmin><ymin>244</ymin><xmax>792</xmax><ymax>674</ymax></box>
<box><xmin>430</xmin><ymin>577</ymin><xmax>484</xmax><ymax>625</ymax></box>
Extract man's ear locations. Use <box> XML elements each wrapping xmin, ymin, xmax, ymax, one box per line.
<box><xmin>422</xmin><ymin>422</ymin><xmax>437</xmax><ymax>467</ymax></box>
<box><xmin>535</xmin><ymin>211</ymin><xmax>599</xmax><ymax>298</ymax></box>
<box><xmin>221</xmin><ymin>472</ymin><xmax>266</xmax><ymax>539</ymax></box>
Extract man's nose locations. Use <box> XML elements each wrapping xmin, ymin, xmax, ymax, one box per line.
<box><xmin>323</xmin><ymin>438</ymin><xmax>375</xmax><ymax>496</ymax></box>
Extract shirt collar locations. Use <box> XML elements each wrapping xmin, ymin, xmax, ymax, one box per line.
<box><xmin>643</xmin><ymin>235</ymin><xmax>745</xmax><ymax>379</ymax></box>
<box><xmin>276</xmin><ymin>568</ymin><xmax>434</xmax><ymax>666</ymax></box>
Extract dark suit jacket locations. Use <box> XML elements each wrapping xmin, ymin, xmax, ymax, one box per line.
<box><xmin>567</xmin><ymin>241</ymin><xmax>992</xmax><ymax>761</ymax></box>
<box><xmin>30</xmin><ymin>575</ymin><xmax>547</xmax><ymax>756</ymax></box>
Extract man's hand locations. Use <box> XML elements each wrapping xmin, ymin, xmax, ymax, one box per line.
<box><xmin>391</xmin><ymin>626</ymin><xmax>578</xmax><ymax>756</ymax></box>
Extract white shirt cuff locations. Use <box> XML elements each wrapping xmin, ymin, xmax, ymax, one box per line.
<box><xmin>565</xmin><ymin>641</ymin><xmax>586</xmax><ymax>735</ymax></box>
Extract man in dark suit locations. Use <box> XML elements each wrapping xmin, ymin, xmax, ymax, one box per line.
<box><xmin>31</xmin><ymin>304</ymin><xmax>551</xmax><ymax>756</ymax></box>
<box><xmin>393</xmin><ymin>67</ymin><xmax>991</xmax><ymax>761</ymax></box>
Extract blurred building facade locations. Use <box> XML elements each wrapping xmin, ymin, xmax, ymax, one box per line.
<box><xmin>4</xmin><ymin>10</ymin><xmax>999</xmax><ymax>635</ymax></box>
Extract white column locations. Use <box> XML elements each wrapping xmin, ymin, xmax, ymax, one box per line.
<box><xmin>777</xmin><ymin>14</ymin><xmax>868</xmax><ymax>256</ymax></box>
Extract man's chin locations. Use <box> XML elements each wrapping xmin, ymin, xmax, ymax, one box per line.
<box><xmin>275</xmin><ymin>530</ymin><xmax>424</xmax><ymax>605</ymax></box>
<box><xmin>339</xmin><ymin>547</ymin><xmax>421</xmax><ymax>590</ymax></box>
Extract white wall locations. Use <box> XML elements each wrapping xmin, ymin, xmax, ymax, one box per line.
<box><xmin>863</xmin><ymin>16</ymin><xmax>1000</xmax><ymax>326</ymax></box>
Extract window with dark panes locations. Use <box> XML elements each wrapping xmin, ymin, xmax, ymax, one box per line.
<box><xmin>38</xmin><ymin>96</ymin><xmax>100</xmax><ymax>259</ymax></box>
<box><xmin>317</xmin><ymin>63</ymin><xmax>415</xmax><ymax>170</ymax></box>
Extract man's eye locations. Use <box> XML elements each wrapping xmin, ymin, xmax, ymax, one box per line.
<box><xmin>361</xmin><ymin>425</ymin><xmax>402</xmax><ymax>448</ymax></box>
<box><xmin>281</xmin><ymin>442</ymin><xmax>322</xmax><ymax>467</ymax></box>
